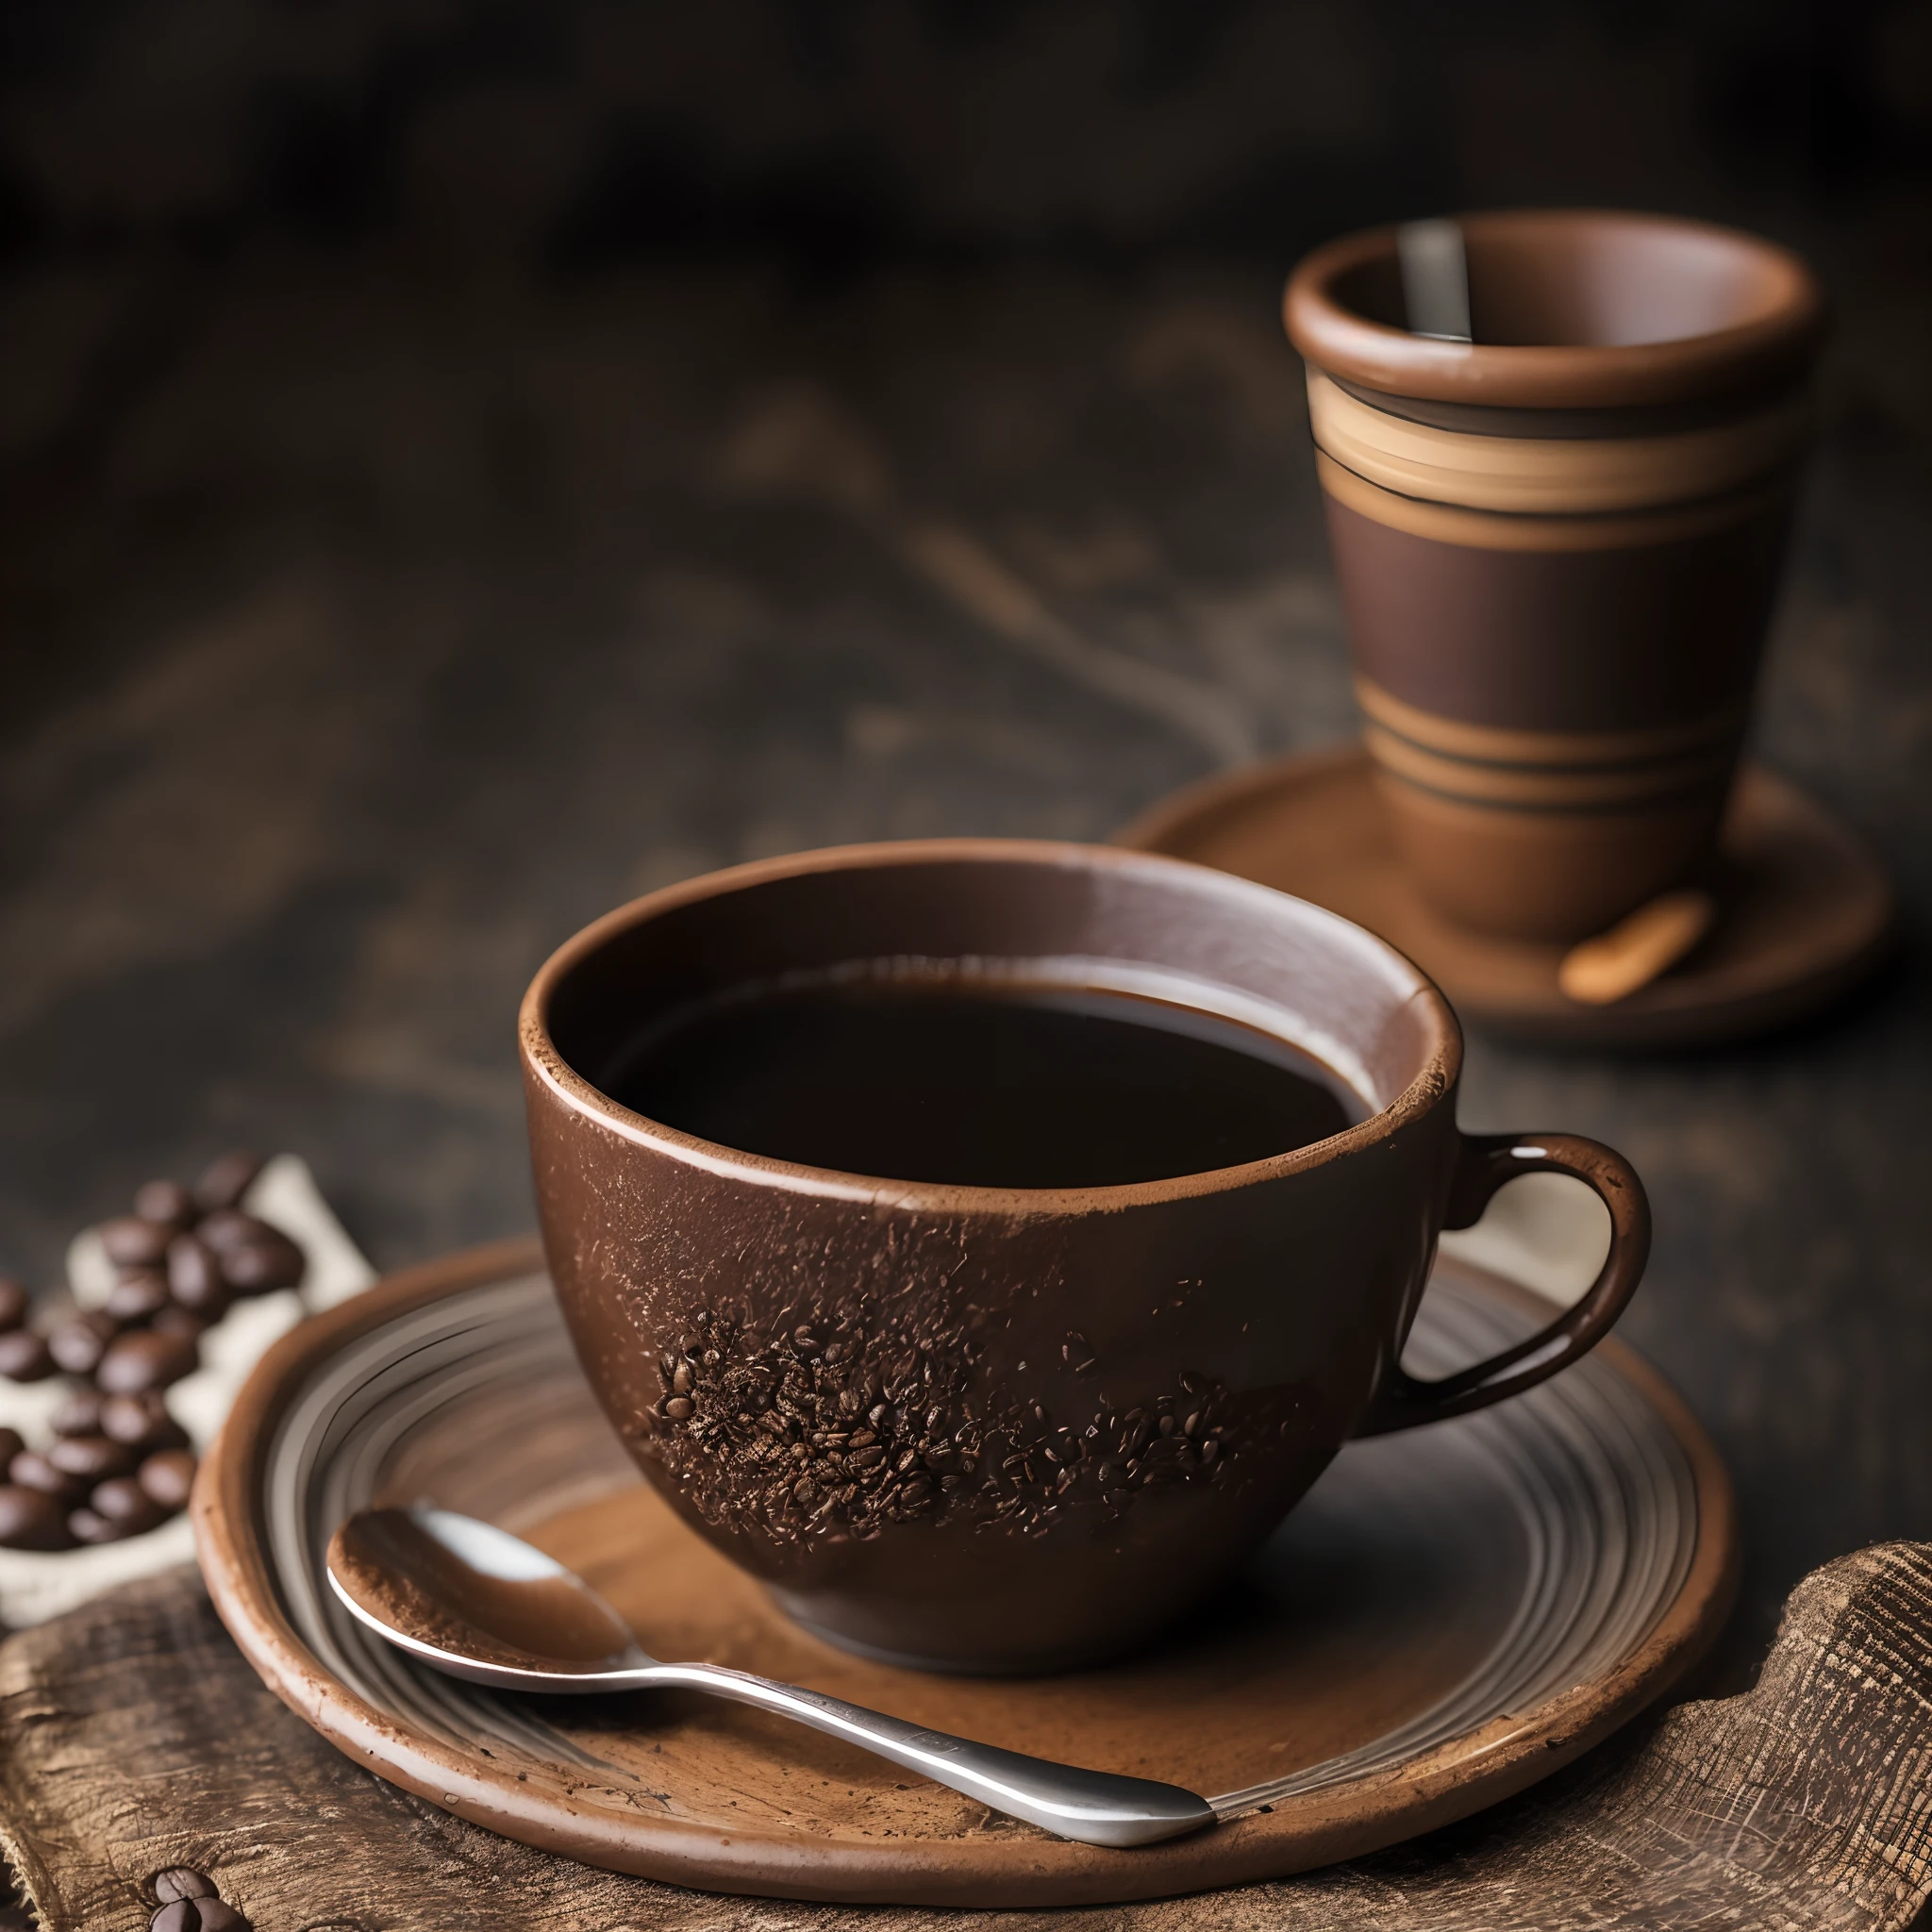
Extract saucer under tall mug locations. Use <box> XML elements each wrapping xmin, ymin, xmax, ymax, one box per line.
<box><xmin>1285</xmin><ymin>209</ymin><xmax>1827</xmax><ymax>941</ymax></box>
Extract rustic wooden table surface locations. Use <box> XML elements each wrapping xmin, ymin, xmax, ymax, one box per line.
<box><xmin>0</xmin><ymin>190</ymin><xmax>1927</xmax><ymax>1925</ymax></box>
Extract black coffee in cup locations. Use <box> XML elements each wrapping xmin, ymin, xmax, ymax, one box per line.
<box><xmin>601</xmin><ymin>969</ymin><xmax>1357</xmax><ymax>1189</ymax></box>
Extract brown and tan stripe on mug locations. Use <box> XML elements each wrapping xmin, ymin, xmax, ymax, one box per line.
<box><xmin>1286</xmin><ymin>210</ymin><xmax>1826</xmax><ymax>941</ymax></box>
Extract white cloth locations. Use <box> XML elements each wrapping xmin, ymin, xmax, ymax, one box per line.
<box><xmin>0</xmin><ymin>1155</ymin><xmax>375</xmax><ymax>1628</ymax></box>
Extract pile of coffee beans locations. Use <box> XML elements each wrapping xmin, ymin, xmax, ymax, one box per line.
<box><xmin>0</xmin><ymin>1152</ymin><xmax>304</xmax><ymax>1552</ymax></box>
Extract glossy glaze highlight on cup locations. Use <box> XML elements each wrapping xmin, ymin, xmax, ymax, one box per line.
<box><xmin>1285</xmin><ymin>209</ymin><xmax>1827</xmax><ymax>941</ymax></box>
<box><xmin>520</xmin><ymin>841</ymin><xmax>1649</xmax><ymax>1673</ymax></box>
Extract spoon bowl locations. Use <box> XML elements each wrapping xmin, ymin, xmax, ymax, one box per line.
<box><xmin>325</xmin><ymin>1504</ymin><xmax>1215</xmax><ymax>1849</ymax></box>
<box><xmin>330</xmin><ymin>1507</ymin><xmax>643</xmax><ymax>1680</ymax></box>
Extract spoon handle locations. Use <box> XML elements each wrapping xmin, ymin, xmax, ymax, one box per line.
<box><xmin>639</xmin><ymin>1661</ymin><xmax>1214</xmax><ymax>1848</ymax></box>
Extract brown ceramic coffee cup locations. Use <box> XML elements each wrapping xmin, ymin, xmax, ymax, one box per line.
<box><xmin>1285</xmin><ymin>209</ymin><xmax>1827</xmax><ymax>941</ymax></box>
<box><xmin>520</xmin><ymin>841</ymin><xmax>1648</xmax><ymax>1673</ymax></box>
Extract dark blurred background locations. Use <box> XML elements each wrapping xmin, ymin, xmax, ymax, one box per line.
<box><xmin>8</xmin><ymin>0</ymin><xmax>1931</xmax><ymax>273</ymax></box>
<box><xmin>3</xmin><ymin>1</ymin><xmax>1930</xmax><ymax>1675</ymax></box>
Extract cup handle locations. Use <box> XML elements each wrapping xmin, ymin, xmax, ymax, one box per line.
<box><xmin>1354</xmin><ymin>1132</ymin><xmax>1651</xmax><ymax>1437</ymax></box>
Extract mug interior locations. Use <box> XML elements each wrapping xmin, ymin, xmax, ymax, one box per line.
<box><xmin>1331</xmin><ymin>210</ymin><xmax>1808</xmax><ymax>350</ymax></box>
<box><xmin>534</xmin><ymin>843</ymin><xmax>1455</xmax><ymax>1196</ymax></box>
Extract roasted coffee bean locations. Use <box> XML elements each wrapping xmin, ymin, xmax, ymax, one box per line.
<box><xmin>151</xmin><ymin>1905</ymin><xmax>201</xmax><ymax>1932</ymax></box>
<box><xmin>663</xmin><ymin>1396</ymin><xmax>693</xmax><ymax>1421</ymax></box>
<box><xmin>0</xmin><ymin>1483</ymin><xmax>73</xmax><ymax>1549</ymax></box>
<box><xmin>100</xmin><ymin>1215</ymin><xmax>174</xmax><ymax>1268</ymax></box>
<box><xmin>150</xmin><ymin>1307</ymin><xmax>208</xmax><ymax>1340</ymax></box>
<box><xmin>153</xmin><ymin>1868</ymin><xmax>217</xmax><ymax>1904</ymax></box>
<box><xmin>48</xmin><ymin>1310</ymin><xmax>122</xmax><ymax>1375</ymax></box>
<box><xmin>90</xmin><ymin>1476</ymin><xmax>166</xmax><ymax>1533</ymax></box>
<box><xmin>107</xmin><ymin>1269</ymin><xmax>173</xmax><ymax>1324</ymax></box>
<box><xmin>167</xmin><ymin>1236</ymin><xmax>231</xmax><ymax>1317</ymax></box>
<box><xmin>172</xmin><ymin>1268</ymin><xmax>233</xmax><ymax>1320</ymax></box>
<box><xmin>671</xmin><ymin>1362</ymin><xmax>693</xmax><ymax>1394</ymax></box>
<box><xmin>193</xmin><ymin>1148</ymin><xmax>263</xmax><ymax>1214</ymax></box>
<box><xmin>68</xmin><ymin>1507</ymin><xmax>119</xmax><ymax>1543</ymax></box>
<box><xmin>183</xmin><ymin>1893</ymin><xmax>253</xmax><ymax>1924</ymax></box>
<box><xmin>139</xmin><ymin>1448</ymin><xmax>198</xmax><ymax>1509</ymax></box>
<box><xmin>48</xmin><ymin>1434</ymin><xmax>136</xmax><ymax>1483</ymax></box>
<box><xmin>213</xmin><ymin>1232</ymin><xmax>303</xmax><ymax>1295</ymax></box>
<box><xmin>133</xmin><ymin>1179</ymin><xmax>196</xmax><ymax>1226</ymax></box>
<box><xmin>96</xmin><ymin>1328</ymin><xmax>200</xmax><ymax>1394</ymax></box>
<box><xmin>0</xmin><ymin>1329</ymin><xmax>55</xmax><ymax>1382</ymax></box>
<box><xmin>101</xmin><ymin>1391</ymin><xmax>190</xmax><ymax>1452</ymax></box>
<box><xmin>0</xmin><ymin>1276</ymin><xmax>26</xmax><ymax>1331</ymax></box>
<box><xmin>199</xmin><ymin>1209</ymin><xmax>299</xmax><ymax>1269</ymax></box>
<box><xmin>9</xmin><ymin>1451</ymin><xmax>85</xmax><ymax>1504</ymax></box>
<box><xmin>194</xmin><ymin>1208</ymin><xmax>255</xmax><ymax>1251</ymax></box>
<box><xmin>0</xmin><ymin>1427</ymin><xmax>20</xmax><ymax>1470</ymax></box>
<box><xmin>197</xmin><ymin>1205</ymin><xmax>303</xmax><ymax>1282</ymax></box>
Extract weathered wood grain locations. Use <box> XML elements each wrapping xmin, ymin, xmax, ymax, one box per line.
<box><xmin>4</xmin><ymin>1547</ymin><xmax>1931</xmax><ymax>1930</ymax></box>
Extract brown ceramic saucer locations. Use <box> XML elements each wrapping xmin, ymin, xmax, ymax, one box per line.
<box><xmin>195</xmin><ymin>1240</ymin><xmax>1735</xmax><ymax>1908</ymax></box>
<box><xmin>1117</xmin><ymin>743</ymin><xmax>1893</xmax><ymax>1050</ymax></box>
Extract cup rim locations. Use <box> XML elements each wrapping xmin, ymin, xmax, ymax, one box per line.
<box><xmin>518</xmin><ymin>839</ymin><xmax>1461</xmax><ymax>1216</ymax></box>
<box><xmin>1283</xmin><ymin>207</ymin><xmax>1827</xmax><ymax>410</ymax></box>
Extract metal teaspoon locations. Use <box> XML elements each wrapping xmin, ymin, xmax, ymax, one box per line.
<box><xmin>325</xmin><ymin>1504</ymin><xmax>1215</xmax><ymax>1849</ymax></box>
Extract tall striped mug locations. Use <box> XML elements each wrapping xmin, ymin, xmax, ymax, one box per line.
<box><xmin>1285</xmin><ymin>209</ymin><xmax>1826</xmax><ymax>941</ymax></box>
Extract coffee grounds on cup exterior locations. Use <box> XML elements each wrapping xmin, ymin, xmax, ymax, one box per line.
<box><xmin>641</xmin><ymin>1304</ymin><xmax>1238</xmax><ymax>1548</ymax></box>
